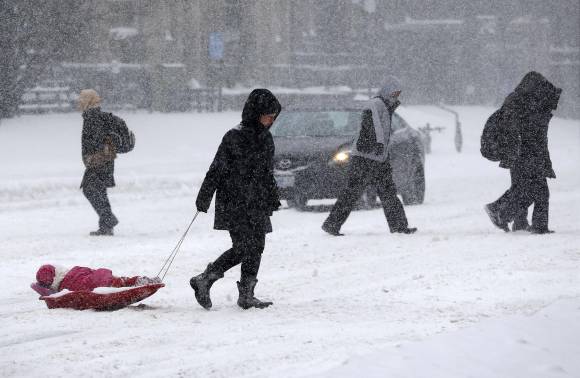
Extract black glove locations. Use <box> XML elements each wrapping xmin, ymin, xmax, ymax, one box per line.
<box><xmin>271</xmin><ymin>200</ymin><xmax>282</xmax><ymax>212</ymax></box>
<box><xmin>196</xmin><ymin>198</ymin><xmax>209</xmax><ymax>213</ymax></box>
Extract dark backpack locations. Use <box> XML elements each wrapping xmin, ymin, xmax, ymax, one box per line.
<box><xmin>480</xmin><ymin>109</ymin><xmax>504</xmax><ymax>161</ymax></box>
<box><xmin>105</xmin><ymin>113</ymin><xmax>135</xmax><ymax>153</ymax></box>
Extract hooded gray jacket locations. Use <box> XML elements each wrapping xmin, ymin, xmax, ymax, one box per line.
<box><xmin>351</xmin><ymin>77</ymin><xmax>401</xmax><ymax>162</ymax></box>
<box><xmin>351</xmin><ymin>97</ymin><xmax>391</xmax><ymax>162</ymax></box>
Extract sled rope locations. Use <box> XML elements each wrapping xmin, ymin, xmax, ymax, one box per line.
<box><xmin>157</xmin><ymin>211</ymin><xmax>199</xmax><ymax>281</ymax></box>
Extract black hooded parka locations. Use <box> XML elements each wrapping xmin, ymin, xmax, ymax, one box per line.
<box><xmin>498</xmin><ymin>71</ymin><xmax>561</xmax><ymax>177</ymax></box>
<box><xmin>489</xmin><ymin>72</ymin><xmax>562</xmax><ymax>231</ymax></box>
<box><xmin>196</xmin><ymin>89</ymin><xmax>282</xmax><ymax>233</ymax></box>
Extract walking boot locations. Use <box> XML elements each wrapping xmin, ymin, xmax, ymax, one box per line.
<box><xmin>511</xmin><ymin>220</ymin><xmax>531</xmax><ymax>232</ymax></box>
<box><xmin>92</xmin><ymin>216</ymin><xmax>118</xmax><ymax>236</ymax></box>
<box><xmin>89</xmin><ymin>228</ymin><xmax>114</xmax><ymax>236</ymax></box>
<box><xmin>529</xmin><ymin>227</ymin><xmax>555</xmax><ymax>234</ymax></box>
<box><xmin>237</xmin><ymin>276</ymin><xmax>273</xmax><ymax>310</ymax></box>
<box><xmin>189</xmin><ymin>263</ymin><xmax>223</xmax><ymax>310</ymax></box>
<box><xmin>391</xmin><ymin>227</ymin><xmax>417</xmax><ymax>234</ymax></box>
<box><xmin>321</xmin><ymin>222</ymin><xmax>344</xmax><ymax>236</ymax></box>
<box><xmin>484</xmin><ymin>204</ymin><xmax>509</xmax><ymax>232</ymax></box>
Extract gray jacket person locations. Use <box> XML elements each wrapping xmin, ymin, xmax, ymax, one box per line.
<box><xmin>322</xmin><ymin>76</ymin><xmax>417</xmax><ymax>236</ymax></box>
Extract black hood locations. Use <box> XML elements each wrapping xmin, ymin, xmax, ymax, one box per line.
<box><xmin>241</xmin><ymin>89</ymin><xmax>282</xmax><ymax>129</ymax></box>
<box><xmin>508</xmin><ymin>71</ymin><xmax>562</xmax><ymax>111</ymax></box>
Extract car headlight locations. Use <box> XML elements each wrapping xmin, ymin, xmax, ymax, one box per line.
<box><xmin>332</xmin><ymin>150</ymin><xmax>351</xmax><ymax>164</ymax></box>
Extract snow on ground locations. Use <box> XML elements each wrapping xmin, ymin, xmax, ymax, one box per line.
<box><xmin>312</xmin><ymin>297</ymin><xmax>580</xmax><ymax>378</ymax></box>
<box><xmin>0</xmin><ymin>106</ymin><xmax>579</xmax><ymax>378</ymax></box>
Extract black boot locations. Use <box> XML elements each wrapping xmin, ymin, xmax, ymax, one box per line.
<box><xmin>91</xmin><ymin>214</ymin><xmax>118</xmax><ymax>236</ymax></box>
<box><xmin>391</xmin><ymin>227</ymin><xmax>417</xmax><ymax>234</ymax></box>
<box><xmin>484</xmin><ymin>204</ymin><xmax>509</xmax><ymax>232</ymax></box>
<box><xmin>189</xmin><ymin>263</ymin><xmax>223</xmax><ymax>310</ymax></box>
<box><xmin>321</xmin><ymin>222</ymin><xmax>344</xmax><ymax>236</ymax></box>
<box><xmin>237</xmin><ymin>276</ymin><xmax>273</xmax><ymax>310</ymax></box>
<box><xmin>89</xmin><ymin>228</ymin><xmax>114</xmax><ymax>236</ymax></box>
<box><xmin>511</xmin><ymin>220</ymin><xmax>531</xmax><ymax>232</ymax></box>
<box><xmin>529</xmin><ymin>227</ymin><xmax>555</xmax><ymax>234</ymax></box>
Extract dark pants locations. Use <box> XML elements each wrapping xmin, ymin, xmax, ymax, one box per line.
<box><xmin>212</xmin><ymin>230</ymin><xmax>265</xmax><ymax>279</ymax></box>
<box><xmin>491</xmin><ymin>169</ymin><xmax>530</xmax><ymax>228</ymax></box>
<box><xmin>492</xmin><ymin>169</ymin><xmax>550</xmax><ymax>230</ymax></box>
<box><xmin>323</xmin><ymin>156</ymin><xmax>408</xmax><ymax>232</ymax></box>
<box><xmin>82</xmin><ymin>182</ymin><xmax>118</xmax><ymax>230</ymax></box>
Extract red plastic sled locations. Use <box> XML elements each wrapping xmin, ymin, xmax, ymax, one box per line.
<box><xmin>39</xmin><ymin>283</ymin><xmax>165</xmax><ymax>311</ymax></box>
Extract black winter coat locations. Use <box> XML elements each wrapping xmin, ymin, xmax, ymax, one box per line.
<box><xmin>196</xmin><ymin>89</ymin><xmax>281</xmax><ymax>233</ymax></box>
<box><xmin>514</xmin><ymin>111</ymin><xmax>556</xmax><ymax>178</ymax></box>
<box><xmin>80</xmin><ymin>107</ymin><xmax>118</xmax><ymax>188</ymax></box>
<box><xmin>498</xmin><ymin>71</ymin><xmax>561</xmax><ymax>178</ymax></box>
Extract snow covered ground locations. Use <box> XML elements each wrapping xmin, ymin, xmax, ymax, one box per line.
<box><xmin>0</xmin><ymin>106</ymin><xmax>579</xmax><ymax>378</ymax></box>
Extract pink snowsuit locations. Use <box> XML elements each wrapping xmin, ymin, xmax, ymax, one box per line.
<box><xmin>58</xmin><ymin>266</ymin><xmax>138</xmax><ymax>291</ymax></box>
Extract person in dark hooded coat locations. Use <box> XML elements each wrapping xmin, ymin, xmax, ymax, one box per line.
<box><xmin>485</xmin><ymin>71</ymin><xmax>562</xmax><ymax>234</ymax></box>
<box><xmin>321</xmin><ymin>76</ymin><xmax>417</xmax><ymax>236</ymax></box>
<box><xmin>190</xmin><ymin>89</ymin><xmax>282</xmax><ymax>310</ymax></box>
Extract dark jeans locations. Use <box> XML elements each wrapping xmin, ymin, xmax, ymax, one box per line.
<box><xmin>323</xmin><ymin>156</ymin><xmax>408</xmax><ymax>232</ymax></box>
<box><xmin>492</xmin><ymin>169</ymin><xmax>550</xmax><ymax>230</ymax></box>
<box><xmin>82</xmin><ymin>182</ymin><xmax>118</xmax><ymax>230</ymax></box>
<box><xmin>212</xmin><ymin>231</ymin><xmax>266</xmax><ymax>279</ymax></box>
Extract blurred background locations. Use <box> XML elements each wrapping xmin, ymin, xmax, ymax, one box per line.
<box><xmin>1</xmin><ymin>0</ymin><xmax>578</xmax><ymax>118</ymax></box>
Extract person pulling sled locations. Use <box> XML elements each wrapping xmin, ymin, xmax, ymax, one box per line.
<box><xmin>190</xmin><ymin>89</ymin><xmax>282</xmax><ymax>310</ymax></box>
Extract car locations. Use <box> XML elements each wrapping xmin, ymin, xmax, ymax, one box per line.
<box><xmin>270</xmin><ymin>100</ymin><xmax>426</xmax><ymax>210</ymax></box>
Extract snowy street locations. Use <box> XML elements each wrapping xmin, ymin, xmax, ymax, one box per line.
<box><xmin>1</xmin><ymin>107</ymin><xmax>579</xmax><ymax>377</ymax></box>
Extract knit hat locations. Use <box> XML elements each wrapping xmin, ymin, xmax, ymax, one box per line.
<box><xmin>36</xmin><ymin>264</ymin><xmax>56</xmax><ymax>287</ymax></box>
<box><xmin>377</xmin><ymin>75</ymin><xmax>402</xmax><ymax>99</ymax></box>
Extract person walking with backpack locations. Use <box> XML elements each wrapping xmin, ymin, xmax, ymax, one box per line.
<box><xmin>321</xmin><ymin>76</ymin><xmax>417</xmax><ymax>236</ymax></box>
<box><xmin>79</xmin><ymin>89</ymin><xmax>133</xmax><ymax>236</ymax></box>
<box><xmin>484</xmin><ymin>72</ymin><xmax>562</xmax><ymax>234</ymax></box>
<box><xmin>190</xmin><ymin>89</ymin><xmax>282</xmax><ymax>310</ymax></box>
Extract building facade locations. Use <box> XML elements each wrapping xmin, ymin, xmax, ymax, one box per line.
<box><xmin>47</xmin><ymin>0</ymin><xmax>579</xmax><ymax>114</ymax></box>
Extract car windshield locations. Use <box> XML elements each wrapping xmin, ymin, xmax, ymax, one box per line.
<box><xmin>270</xmin><ymin>110</ymin><xmax>362</xmax><ymax>137</ymax></box>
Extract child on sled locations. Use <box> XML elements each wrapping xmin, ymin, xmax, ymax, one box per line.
<box><xmin>32</xmin><ymin>264</ymin><xmax>160</xmax><ymax>296</ymax></box>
